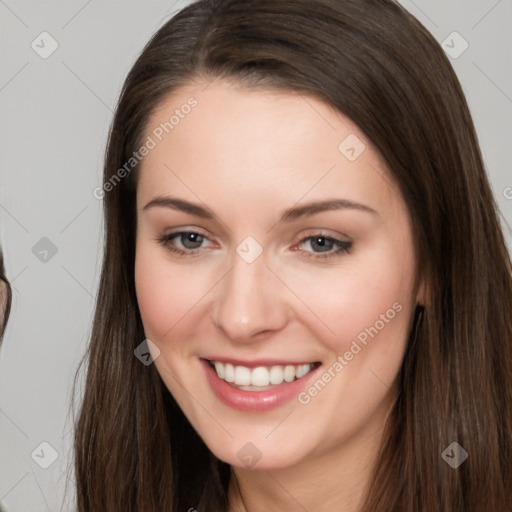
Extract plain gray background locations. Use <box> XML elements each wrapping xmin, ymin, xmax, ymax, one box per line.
<box><xmin>0</xmin><ymin>0</ymin><xmax>511</xmax><ymax>510</ymax></box>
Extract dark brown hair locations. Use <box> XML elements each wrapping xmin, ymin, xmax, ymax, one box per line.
<box><xmin>73</xmin><ymin>1</ymin><xmax>512</xmax><ymax>510</ymax></box>
<box><xmin>0</xmin><ymin>247</ymin><xmax>11</xmax><ymax>340</ymax></box>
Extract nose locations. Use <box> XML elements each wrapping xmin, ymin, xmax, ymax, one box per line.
<box><xmin>211</xmin><ymin>251</ymin><xmax>290</xmax><ymax>342</ymax></box>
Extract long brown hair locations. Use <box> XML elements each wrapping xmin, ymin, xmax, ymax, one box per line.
<box><xmin>73</xmin><ymin>1</ymin><xmax>512</xmax><ymax>510</ymax></box>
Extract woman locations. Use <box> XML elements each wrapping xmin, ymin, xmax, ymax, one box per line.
<box><xmin>73</xmin><ymin>0</ymin><xmax>512</xmax><ymax>511</ymax></box>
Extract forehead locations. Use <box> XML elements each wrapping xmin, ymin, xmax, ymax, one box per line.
<box><xmin>136</xmin><ymin>80</ymin><xmax>403</xmax><ymax>218</ymax></box>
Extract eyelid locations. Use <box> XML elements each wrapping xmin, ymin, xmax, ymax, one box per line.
<box><xmin>295</xmin><ymin>227</ymin><xmax>352</xmax><ymax>242</ymax></box>
<box><xmin>156</xmin><ymin>228</ymin><xmax>216</xmax><ymax>254</ymax></box>
<box><xmin>161</xmin><ymin>226</ymin><xmax>210</xmax><ymax>238</ymax></box>
<box><xmin>292</xmin><ymin>231</ymin><xmax>352</xmax><ymax>259</ymax></box>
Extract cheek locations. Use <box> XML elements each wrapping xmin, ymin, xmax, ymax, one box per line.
<box><xmin>134</xmin><ymin>247</ymin><xmax>208</xmax><ymax>341</ymax></box>
<box><xmin>282</xmin><ymin>249</ymin><xmax>416</xmax><ymax>357</ymax></box>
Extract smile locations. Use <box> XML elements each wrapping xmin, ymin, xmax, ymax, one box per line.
<box><xmin>208</xmin><ymin>360</ymin><xmax>316</xmax><ymax>389</ymax></box>
<box><xmin>202</xmin><ymin>358</ymin><xmax>322</xmax><ymax>411</ymax></box>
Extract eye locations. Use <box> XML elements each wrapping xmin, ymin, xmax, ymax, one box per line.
<box><xmin>156</xmin><ymin>230</ymin><xmax>214</xmax><ymax>255</ymax></box>
<box><xmin>294</xmin><ymin>233</ymin><xmax>352</xmax><ymax>259</ymax></box>
<box><xmin>156</xmin><ymin>230</ymin><xmax>351</xmax><ymax>259</ymax></box>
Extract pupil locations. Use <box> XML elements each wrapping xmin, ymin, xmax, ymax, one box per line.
<box><xmin>312</xmin><ymin>236</ymin><xmax>333</xmax><ymax>252</ymax></box>
<box><xmin>182</xmin><ymin>233</ymin><xmax>203</xmax><ymax>249</ymax></box>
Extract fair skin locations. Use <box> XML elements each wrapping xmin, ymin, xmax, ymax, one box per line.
<box><xmin>135</xmin><ymin>78</ymin><xmax>423</xmax><ymax>512</ymax></box>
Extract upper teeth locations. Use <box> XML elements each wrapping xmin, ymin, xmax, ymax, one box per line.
<box><xmin>212</xmin><ymin>361</ymin><xmax>315</xmax><ymax>387</ymax></box>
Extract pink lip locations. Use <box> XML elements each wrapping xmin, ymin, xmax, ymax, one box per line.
<box><xmin>201</xmin><ymin>358</ymin><xmax>321</xmax><ymax>412</ymax></box>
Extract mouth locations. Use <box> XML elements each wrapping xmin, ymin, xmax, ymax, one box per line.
<box><xmin>201</xmin><ymin>357</ymin><xmax>322</xmax><ymax>411</ymax></box>
<box><xmin>206</xmin><ymin>359</ymin><xmax>320</xmax><ymax>391</ymax></box>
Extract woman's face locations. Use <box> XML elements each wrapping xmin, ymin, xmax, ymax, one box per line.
<box><xmin>135</xmin><ymin>79</ymin><xmax>423</xmax><ymax>471</ymax></box>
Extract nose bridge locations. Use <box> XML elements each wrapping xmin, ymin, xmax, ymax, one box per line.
<box><xmin>212</xmin><ymin>247</ymin><xmax>287</xmax><ymax>340</ymax></box>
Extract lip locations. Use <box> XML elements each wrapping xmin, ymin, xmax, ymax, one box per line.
<box><xmin>201</xmin><ymin>358</ymin><xmax>322</xmax><ymax>412</ymax></box>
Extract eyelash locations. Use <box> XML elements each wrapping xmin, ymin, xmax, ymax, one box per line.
<box><xmin>294</xmin><ymin>234</ymin><xmax>352</xmax><ymax>259</ymax></box>
<box><xmin>156</xmin><ymin>230</ymin><xmax>352</xmax><ymax>259</ymax></box>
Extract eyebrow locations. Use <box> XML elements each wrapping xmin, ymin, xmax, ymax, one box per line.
<box><xmin>142</xmin><ymin>196</ymin><xmax>377</xmax><ymax>222</ymax></box>
<box><xmin>143</xmin><ymin>196</ymin><xmax>216</xmax><ymax>219</ymax></box>
<box><xmin>279</xmin><ymin>198</ymin><xmax>377</xmax><ymax>221</ymax></box>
